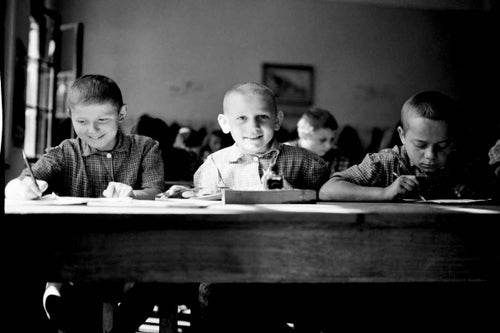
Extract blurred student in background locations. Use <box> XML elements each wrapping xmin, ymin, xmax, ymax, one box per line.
<box><xmin>287</xmin><ymin>107</ymin><xmax>350</xmax><ymax>176</ymax></box>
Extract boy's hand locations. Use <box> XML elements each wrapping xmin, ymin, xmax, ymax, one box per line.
<box><xmin>160</xmin><ymin>185</ymin><xmax>198</xmax><ymax>198</ymax></box>
<box><xmin>103</xmin><ymin>182</ymin><xmax>135</xmax><ymax>198</ymax></box>
<box><xmin>383</xmin><ymin>175</ymin><xmax>419</xmax><ymax>200</ymax></box>
<box><xmin>5</xmin><ymin>177</ymin><xmax>48</xmax><ymax>200</ymax></box>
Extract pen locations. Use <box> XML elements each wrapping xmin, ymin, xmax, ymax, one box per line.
<box><xmin>392</xmin><ymin>171</ymin><xmax>426</xmax><ymax>201</ymax></box>
<box><xmin>22</xmin><ymin>148</ymin><xmax>42</xmax><ymax>197</ymax></box>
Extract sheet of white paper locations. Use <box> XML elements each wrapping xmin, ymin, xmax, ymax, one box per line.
<box><xmin>87</xmin><ymin>197</ymin><xmax>214</xmax><ymax>208</ymax></box>
<box><xmin>5</xmin><ymin>194</ymin><xmax>89</xmax><ymax>205</ymax></box>
<box><xmin>406</xmin><ymin>198</ymin><xmax>492</xmax><ymax>204</ymax></box>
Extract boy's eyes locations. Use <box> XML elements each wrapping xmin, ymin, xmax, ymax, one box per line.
<box><xmin>74</xmin><ymin>118</ymin><xmax>111</xmax><ymax>124</ymax></box>
<box><xmin>234</xmin><ymin>115</ymin><xmax>271</xmax><ymax>121</ymax></box>
<box><xmin>414</xmin><ymin>142</ymin><xmax>451</xmax><ymax>150</ymax></box>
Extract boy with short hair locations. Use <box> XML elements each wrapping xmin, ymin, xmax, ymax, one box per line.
<box><xmin>287</xmin><ymin>107</ymin><xmax>350</xmax><ymax>176</ymax></box>
<box><xmin>193</xmin><ymin>82</ymin><xmax>329</xmax><ymax>194</ymax></box>
<box><xmin>5</xmin><ymin>74</ymin><xmax>165</xmax><ymax>333</ymax></box>
<box><xmin>191</xmin><ymin>82</ymin><xmax>329</xmax><ymax>333</ymax></box>
<box><xmin>5</xmin><ymin>74</ymin><xmax>165</xmax><ymax>200</ymax></box>
<box><xmin>319</xmin><ymin>90</ymin><xmax>476</xmax><ymax>201</ymax></box>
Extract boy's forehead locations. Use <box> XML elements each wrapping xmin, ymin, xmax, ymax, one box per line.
<box><xmin>223</xmin><ymin>92</ymin><xmax>275</xmax><ymax>114</ymax></box>
<box><xmin>71</xmin><ymin>102</ymin><xmax>119</xmax><ymax>114</ymax></box>
<box><xmin>405</xmin><ymin>115</ymin><xmax>451</xmax><ymax>138</ymax></box>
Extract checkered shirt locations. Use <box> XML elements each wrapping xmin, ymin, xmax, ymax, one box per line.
<box><xmin>21</xmin><ymin>131</ymin><xmax>165</xmax><ymax>197</ymax></box>
<box><xmin>194</xmin><ymin>139</ymin><xmax>329</xmax><ymax>192</ymax></box>
<box><xmin>286</xmin><ymin>140</ymin><xmax>350</xmax><ymax>177</ymax></box>
<box><xmin>332</xmin><ymin>145</ymin><xmax>467</xmax><ymax>199</ymax></box>
<box><xmin>488</xmin><ymin>139</ymin><xmax>500</xmax><ymax>166</ymax></box>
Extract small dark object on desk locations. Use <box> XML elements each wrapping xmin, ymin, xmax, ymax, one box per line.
<box><xmin>267</xmin><ymin>175</ymin><xmax>283</xmax><ymax>189</ymax></box>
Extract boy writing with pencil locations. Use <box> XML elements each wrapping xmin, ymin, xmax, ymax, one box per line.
<box><xmin>5</xmin><ymin>74</ymin><xmax>165</xmax><ymax>333</ymax></box>
<box><xmin>319</xmin><ymin>90</ymin><xmax>480</xmax><ymax>201</ymax></box>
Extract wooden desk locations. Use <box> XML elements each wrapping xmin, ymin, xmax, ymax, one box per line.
<box><xmin>3</xmin><ymin>201</ymin><xmax>500</xmax><ymax>332</ymax></box>
<box><xmin>4</xmin><ymin>201</ymin><xmax>500</xmax><ymax>283</ymax></box>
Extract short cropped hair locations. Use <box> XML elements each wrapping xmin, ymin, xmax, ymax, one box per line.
<box><xmin>67</xmin><ymin>74</ymin><xmax>124</xmax><ymax>110</ymax></box>
<box><xmin>297</xmin><ymin>108</ymin><xmax>338</xmax><ymax>139</ymax></box>
<box><xmin>401</xmin><ymin>90</ymin><xmax>457</xmax><ymax>132</ymax></box>
<box><xmin>223</xmin><ymin>82</ymin><xmax>277</xmax><ymax>114</ymax></box>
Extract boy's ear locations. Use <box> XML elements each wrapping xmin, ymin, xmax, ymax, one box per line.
<box><xmin>217</xmin><ymin>114</ymin><xmax>230</xmax><ymax>134</ymax></box>
<box><xmin>275</xmin><ymin>110</ymin><xmax>284</xmax><ymax>130</ymax></box>
<box><xmin>397</xmin><ymin>125</ymin><xmax>405</xmax><ymax>145</ymax></box>
<box><xmin>118</xmin><ymin>105</ymin><xmax>127</xmax><ymax>122</ymax></box>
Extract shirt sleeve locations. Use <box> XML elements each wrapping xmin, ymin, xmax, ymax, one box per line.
<box><xmin>140</xmin><ymin>140</ymin><xmax>166</xmax><ymax>191</ymax></box>
<box><xmin>332</xmin><ymin>152</ymin><xmax>389</xmax><ymax>187</ymax></box>
<box><xmin>304</xmin><ymin>156</ymin><xmax>330</xmax><ymax>191</ymax></box>
<box><xmin>21</xmin><ymin>145</ymin><xmax>65</xmax><ymax>183</ymax></box>
<box><xmin>488</xmin><ymin>139</ymin><xmax>500</xmax><ymax>165</ymax></box>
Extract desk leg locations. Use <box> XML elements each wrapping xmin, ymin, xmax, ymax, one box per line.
<box><xmin>158</xmin><ymin>302</ymin><xmax>177</xmax><ymax>333</ymax></box>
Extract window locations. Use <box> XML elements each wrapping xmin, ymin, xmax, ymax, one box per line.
<box><xmin>23</xmin><ymin>3</ymin><xmax>60</xmax><ymax>158</ymax></box>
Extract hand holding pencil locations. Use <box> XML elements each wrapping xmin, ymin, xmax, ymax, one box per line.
<box><xmin>4</xmin><ymin>150</ymin><xmax>48</xmax><ymax>200</ymax></box>
<box><xmin>382</xmin><ymin>171</ymin><xmax>420</xmax><ymax>201</ymax></box>
<box><xmin>4</xmin><ymin>175</ymin><xmax>48</xmax><ymax>200</ymax></box>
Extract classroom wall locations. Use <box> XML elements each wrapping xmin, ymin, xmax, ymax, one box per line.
<box><xmin>56</xmin><ymin>0</ymin><xmax>498</xmax><ymax>148</ymax></box>
<box><xmin>4</xmin><ymin>0</ymin><xmax>498</xmax><ymax>182</ymax></box>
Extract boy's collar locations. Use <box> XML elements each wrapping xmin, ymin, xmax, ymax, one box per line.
<box><xmin>228</xmin><ymin>139</ymin><xmax>281</xmax><ymax>162</ymax></box>
<box><xmin>80</xmin><ymin>130</ymin><xmax>126</xmax><ymax>156</ymax></box>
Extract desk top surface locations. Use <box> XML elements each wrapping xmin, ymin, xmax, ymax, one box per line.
<box><xmin>5</xmin><ymin>198</ymin><xmax>500</xmax><ymax>216</ymax></box>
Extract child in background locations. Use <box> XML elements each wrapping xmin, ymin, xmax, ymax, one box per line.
<box><xmin>319</xmin><ymin>90</ymin><xmax>482</xmax><ymax>201</ymax></box>
<box><xmin>287</xmin><ymin>107</ymin><xmax>350</xmax><ymax>176</ymax></box>
<box><xmin>5</xmin><ymin>74</ymin><xmax>165</xmax><ymax>333</ymax></box>
<box><xmin>199</xmin><ymin>129</ymin><xmax>232</xmax><ymax>161</ymax></box>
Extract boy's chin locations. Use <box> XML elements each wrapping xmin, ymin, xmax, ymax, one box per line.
<box><xmin>418</xmin><ymin>165</ymin><xmax>442</xmax><ymax>173</ymax></box>
<box><xmin>238</xmin><ymin>142</ymin><xmax>271</xmax><ymax>155</ymax></box>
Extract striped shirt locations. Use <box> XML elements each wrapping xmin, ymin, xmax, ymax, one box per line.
<box><xmin>21</xmin><ymin>131</ymin><xmax>165</xmax><ymax>197</ymax></box>
<box><xmin>332</xmin><ymin>145</ymin><xmax>468</xmax><ymax>199</ymax></box>
<box><xmin>194</xmin><ymin>139</ymin><xmax>329</xmax><ymax>193</ymax></box>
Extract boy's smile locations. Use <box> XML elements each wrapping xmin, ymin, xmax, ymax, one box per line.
<box><xmin>398</xmin><ymin>116</ymin><xmax>453</xmax><ymax>173</ymax></box>
<box><xmin>70</xmin><ymin>102</ymin><xmax>126</xmax><ymax>151</ymax></box>
<box><xmin>219</xmin><ymin>92</ymin><xmax>283</xmax><ymax>155</ymax></box>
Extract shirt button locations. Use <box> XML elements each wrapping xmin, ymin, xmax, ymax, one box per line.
<box><xmin>106</xmin><ymin>153</ymin><xmax>112</xmax><ymax>159</ymax></box>
<box><xmin>253</xmin><ymin>156</ymin><xmax>259</xmax><ymax>162</ymax></box>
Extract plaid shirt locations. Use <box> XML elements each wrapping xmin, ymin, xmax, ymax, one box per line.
<box><xmin>332</xmin><ymin>145</ymin><xmax>468</xmax><ymax>199</ymax></box>
<box><xmin>22</xmin><ymin>131</ymin><xmax>165</xmax><ymax>197</ymax></box>
<box><xmin>286</xmin><ymin>140</ymin><xmax>350</xmax><ymax>177</ymax></box>
<box><xmin>488</xmin><ymin>139</ymin><xmax>500</xmax><ymax>166</ymax></box>
<box><xmin>194</xmin><ymin>139</ymin><xmax>329</xmax><ymax>192</ymax></box>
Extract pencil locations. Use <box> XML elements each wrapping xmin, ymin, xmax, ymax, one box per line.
<box><xmin>21</xmin><ymin>148</ymin><xmax>42</xmax><ymax>197</ymax></box>
<box><xmin>392</xmin><ymin>171</ymin><xmax>426</xmax><ymax>201</ymax></box>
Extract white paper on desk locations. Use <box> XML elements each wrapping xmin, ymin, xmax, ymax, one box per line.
<box><xmin>87</xmin><ymin>197</ymin><xmax>214</xmax><ymax>208</ymax></box>
<box><xmin>409</xmin><ymin>198</ymin><xmax>492</xmax><ymax>204</ymax></box>
<box><xmin>5</xmin><ymin>194</ymin><xmax>89</xmax><ymax>205</ymax></box>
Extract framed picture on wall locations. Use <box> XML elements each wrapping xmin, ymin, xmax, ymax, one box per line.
<box><xmin>262</xmin><ymin>63</ymin><xmax>314</xmax><ymax>105</ymax></box>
